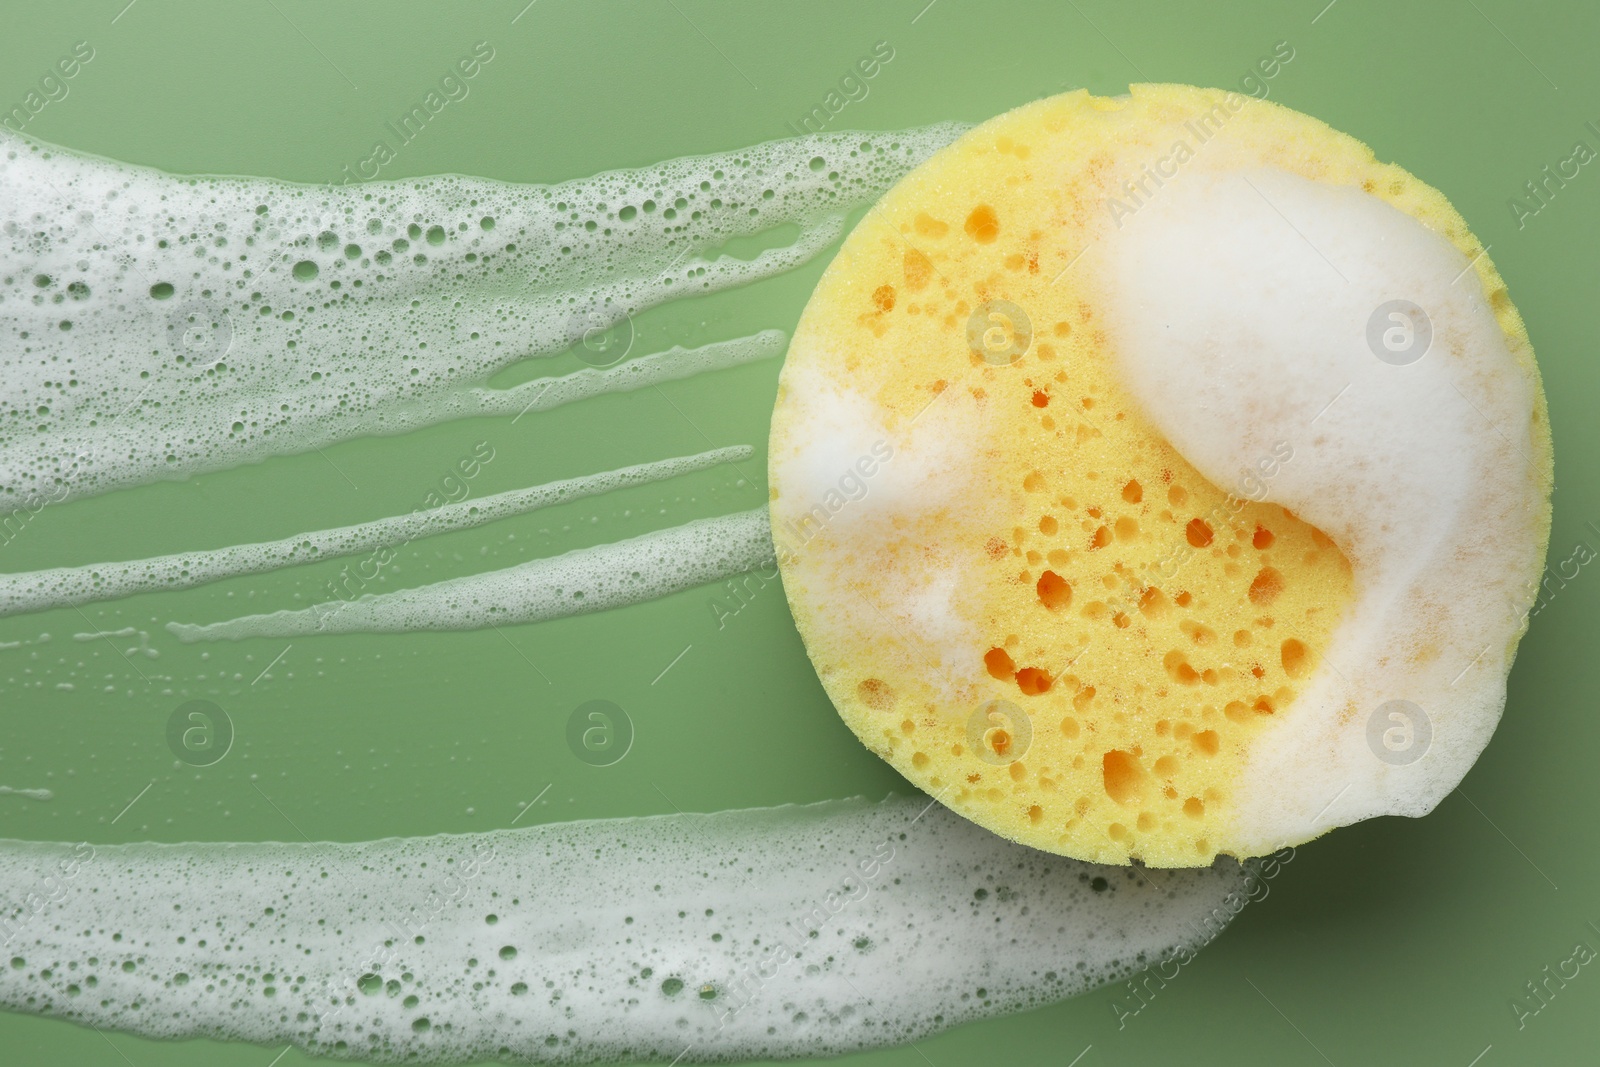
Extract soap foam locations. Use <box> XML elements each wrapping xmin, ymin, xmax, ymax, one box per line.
<box><xmin>166</xmin><ymin>508</ymin><xmax>775</xmax><ymax>642</ymax></box>
<box><xmin>0</xmin><ymin>445</ymin><xmax>750</xmax><ymax>618</ymax></box>
<box><xmin>768</xmin><ymin>360</ymin><xmax>991</xmax><ymax>695</ymax></box>
<box><xmin>1094</xmin><ymin>166</ymin><xmax>1547</xmax><ymax>847</ymax></box>
<box><xmin>0</xmin><ymin>125</ymin><xmax>964</xmax><ymax>504</ymax></box>
<box><xmin>0</xmin><ymin>795</ymin><xmax>1247</xmax><ymax>1062</ymax></box>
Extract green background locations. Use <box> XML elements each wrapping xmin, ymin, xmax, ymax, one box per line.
<box><xmin>1</xmin><ymin>1</ymin><xmax>1596</xmax><ymax>1064</ymax></box>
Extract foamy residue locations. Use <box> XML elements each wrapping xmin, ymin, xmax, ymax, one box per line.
<box><xmin>1096</xmin><ymin>166</ymin><xmax>1548</xmax><ymax>848</ymax></box>
<box><xmin>167</xmin><ymin>508</ymin><xmax>774</xmax><ymax>642</ymax></box>
<box><xmin>0</xmin><ymin>445</ymin><xmax>751</xmax><ymax>618</ymax></box>
<box><xmin>0</xmin><ymin>795</ymin><xmax>1247</xmax><ymax>1062</ymax></box>
<box><xmin>0</xmin><ymin>125</ymin><xmax>964</xmax><ymax>504</ymax></box>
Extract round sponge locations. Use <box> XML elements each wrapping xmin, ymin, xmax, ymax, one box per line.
<box><xmin>769</xmin><ymin>85</ymin><xmax>1551</xmax><ymax>867</ymax></box>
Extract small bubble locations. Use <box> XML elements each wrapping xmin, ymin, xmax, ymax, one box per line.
<box><xmin>149</xmin><ymin>282</ymin><xmax>175</xmax><ymax>300</ymax></box>
<box><xmin>292</xmin><ymin>260</ymin><xmax>319</xmax><ymax>282</ymax></box>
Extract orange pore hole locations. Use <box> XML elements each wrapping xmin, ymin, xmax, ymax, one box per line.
<box><xmin>964</xmin><ymin>204</ymin><xmax>1000</xmax><ymax>243</ymax></box>
<box><xmin>984</xmin><ymin>647</ymin><xmax>1017</xmax><ymax>680</ymax></box>
<box><xmin>1248</xmin><ymin>566</ymin><xmax>1285</xmax><ymax>605</ymax></box>
<box><xmin>1015</xmin><ymin>667</ymin><xmax>1052</xmax><ymax>695</ymax></box>
<box><xmin>1036</xmin><ymin>570</ymin><xmax>1073</xmax><ymax>610</ymax></box>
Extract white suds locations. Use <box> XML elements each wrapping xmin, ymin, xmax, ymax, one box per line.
<box><xmin>1095</xmin><ymin>167</ymin><xmax>1546</xmax><ymax>848</ymax></box>
<box><xmin>166</xmin><ymin>509</ymin><xmax>775</xmax><ymax>642</ymax></box>
<box><xmin>0</xmin><ymin>445</ymin><xmax>750</xmax><ymax>618</ymax></box>
<box><xmin>769</xmin><ymin>357</ymin><xmax>996</xmax><ymax>699</ymax></box>
<box><xmin>0</xmin><ymin>787</ymin><xmax>51</xmax><ymax>801</ymax></box>
<box><xmin>0</xmin><ymin>125</ymin><xmax>964</xmax><ymax>504</ymax></box>
<box><xmin>0</xmin><ymin>795</ymin><xmax>1247</xmax><ymax>1062</ymax></box>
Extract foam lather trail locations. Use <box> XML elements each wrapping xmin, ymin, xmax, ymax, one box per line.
<box><xmin>0</xmin><ymin>796</ymin><xmax>1249</xmax><ymax>1062</ymax></box>
<box><xmin>0</xmin><ymin>446</ymin><xmax>751</xmax><ymax>618</ymax></box>
<box><xmin>461</xmin><ymin>332</ymin><xmax>785</xmax><ymax>417</ymax></box>
<box><xmin>167</xmin><ymin>508</ymin><xmax>774</xmax><ymax>642</ymax></box>
<box><xmin>0</xmin><ymin>125</ymin><xmax>965</xmax><ymax>504</ymax></box>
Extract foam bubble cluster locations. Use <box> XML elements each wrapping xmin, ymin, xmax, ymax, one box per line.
<box><xmin>0</xmin><ymin>125</ymin><xmax>963</xmax><ymax>504</ymax></box>
<box><xmin>0</xmin><ymin>796</ymin><xmax>1246</xmax><ymax>1062</ymax></box>
<box><xmin>167</xmin><ymin>508</ymin><xmax>774</xmax><ymax>642</ymax></box>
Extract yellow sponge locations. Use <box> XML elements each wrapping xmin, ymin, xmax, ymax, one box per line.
<box><xmin>769</xmin><ymin>85</ymin><xmax>1550</xmax><ymax>867</ymax></box>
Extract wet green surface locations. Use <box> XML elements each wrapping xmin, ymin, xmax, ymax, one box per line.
<box><xmin>2</xmin><ymin>1</ymin><xmax>1598</xmax><ymax>1064</ymax></box>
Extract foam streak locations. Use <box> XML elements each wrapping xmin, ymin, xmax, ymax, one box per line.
<box><xmin>0</xmin><ymin>126</ymin><xmax>964</xmax><ymax>502</ymax></box>
<box><xmin>0</xmin><ymin>447</ymin><xmax>751</xmax><ymax>618</ymax></box>
<box><xmin>0</xmin><ymin>796</ymin><xmax>1246</xmax><ymax>1062</ymax></box>
<box><xmin>167</xmin><ymin>508</ymin><xmax>774</xmax><ymax>642</ymax></box>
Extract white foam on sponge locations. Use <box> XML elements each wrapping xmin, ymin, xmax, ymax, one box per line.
<box><xmin>1095</xmin><ymin>166</ymin><xmax>1546</xmax><ymax>849</ymax></box>
<box><xmin>0</xmin><ymin>795</ymin><xmax>1248</xmax><ymax>1062</ymax></box>
<box><xmin>0</xmin><ymin>445</ymin><xmax>751</xmax><ymax>618</ymax></box>
<box><xmin>166</xmin><ymin>508</ymin><xmax>776</xmax><ymax>642</ymax></box>
<box><xmin>770</xmin><ymin>360</ymin><xmax>975</xmax><ymax>541</ymax></box>
<box><xmin>769</xmin><ymin>360</ymin><xmax>990</xmax><ymax>691</ymax></box>
<box><xmin>0</xmin><ymin>125</ymin><xmax>963</xmax><ymax>504</ymax></box>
